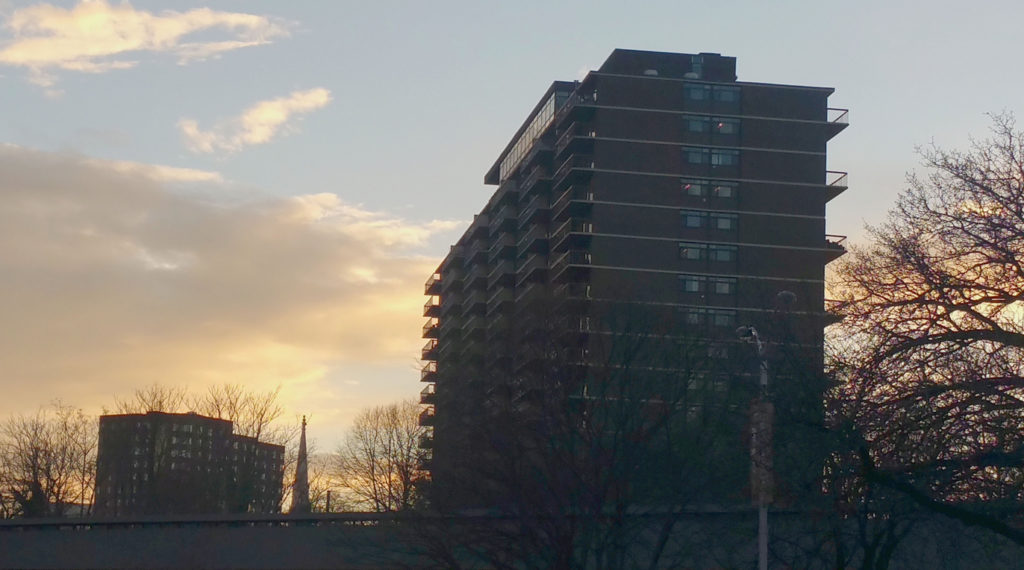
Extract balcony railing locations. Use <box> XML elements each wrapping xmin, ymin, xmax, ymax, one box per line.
<box><xmin>551</xmin><ymin>249</ymin><xmax>592</xmax><ymax>281</ymax></box>
<box><xmin>515</xmin><ymin>252</ymin><xmax>548</xmax><ymax>287</ymax></box>
<box><xmin>423</xmin><ymin>297</ymin><xmax>440</xmax><ymax>318</ymax></box>
<box><xmin>421</xmin><ymin>339</ymin><xmax>439</xmax><ymax>361</ymax></box>
<box><xmin>487</xmin><ymin>258</ymin><xmax>515</xmax><ymax>288</ymax></box>
<box><xmin>518</xmin><ymin>192</ymin><xmax>550</xmax><ymax>229</ymax></box>
<box><xmin>420</xmin><ymin>361</ymin><xmax>437</xmax><ymax>382</ymax></box>
<box><xmin>516</xmin><ymin>223</ymin><xmax>549</xmax><ymax>257</ymax></box>
<box><xmin>521</xmin><ymin>165</ymin><xmax>551</xmax><ymax>195</ymax></box>
<box><xmin>486</xmin><ymin>288</ymin><xmax>514</xmax><ymax>315</ymax></box>
<box><xmin>464</xmin><ymin>289</ymin><xmax>487</xmax><ymax>312</ymax></box>
<box><xmin>464</xmin><ymin>263</ymin><xmax>488</xmax><ymax>289</ymax></box>
<box><xmin>827</xmin><ymin>108</ymin><xmax>849</xmax><ymax>126</ymax></box>
<box><xmin>424</xmin><ymin>272</ymin><xmax>441</xmax><ymax>295</ymax></box>
<box><xmin>825</xmin><ymin>108</ymin><xmax>850</xmax><ymax>140</ymax></box>
<box><xmin>825</xmin><ymin>234</ymin><xmax>847</xmax><ymax>248</ymax></box>
<box><xmin>422</xmin><ymin>318</ymin><xmax>439</xmax><ymax>339</ymax></box>
<box><xmin>552</xmin><ymin>155</ymin><xmax>595</xmax><ymax>190</ymax></box>
<box><xmin>554</xmin><ymin>122</ymin><xmax>597</xmax><ymax>157</ymax></box>
<box><xmin>418</xmin><ymin>433</ymin><xmax>434</xmax><ymax>449</ymax></box>
<box><xmin>554</xmin><ymin>91</ymin><xmax>598</xmax><ymax>125</ymax></box>
<box><xmin>490</xmin><ymin>203</ymin><xmax>517</xmax><ymax>234</ymax></box>
<box><xmin>418</xmin><ymin>407</ymin><xmax>436</xmax><ymax>427</ymax></box>
<box><xmin>551</xmin><ymin>185</ymin><xmax>595</xmax><ymax>221</ymax></box>
<box><xmin>419</xmin><ymin>385</ymin><xmax>436</xmax><ymax>405</ymax></box>
<box><xmin>550</xmin><ymin>218</ymin><xmax>594</xmax><ymax>252</ymax></box>
<box><xmin>827</xmin><ymin>170</ymin><xmax>848</xmax><ymax>190</ymax></box>
<box><xmin>487</xmin><ymin>234</ymin><xmax>516</xmax><ymax>262</ymax></box>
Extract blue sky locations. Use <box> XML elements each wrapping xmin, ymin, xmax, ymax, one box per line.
<box><xmin>1</xmin><ymin>0</ymin><xmax>1021</xmax><ymax>446</ymax></box>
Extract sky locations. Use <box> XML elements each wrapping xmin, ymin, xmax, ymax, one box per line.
<box><xmin>1</xmin><ymin>0</ymin><xmax>1022</xmax><ymax>448</ymax></box>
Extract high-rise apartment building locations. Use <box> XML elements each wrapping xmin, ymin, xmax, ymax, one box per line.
<box><xmin>420</xmin><ymin>49</ymin><xmax>847</xmax><ymax>503</ymax></box>
<box><xmin>94</xmin><ymin>411</ymin><xmax>284</xmax><ymax>516</ymax></box>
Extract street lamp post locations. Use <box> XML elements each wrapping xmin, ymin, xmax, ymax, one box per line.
<box><xmin>737</xmin><ymin>325</ymin><xmax>772</xmax><ymax>570</ymax></box>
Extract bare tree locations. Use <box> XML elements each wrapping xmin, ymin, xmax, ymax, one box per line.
<box><xmin>0</xmin><ymin>402</ymin><xmax>96</xmax><ymax>518</ymax></box>
<box><xmin>830</xmin><ymin>113</ymin><xmax>1024</xmax><ymax>548</ymax></box>
<box><xmin>109</xmin><ymin>384</ymin><xmax>189</xmax><ymax>414</ymax></box>
<box><xmin>335</xmin><ymin>400</ymin><xmax>425</xmax><ymax>512</ymax></box>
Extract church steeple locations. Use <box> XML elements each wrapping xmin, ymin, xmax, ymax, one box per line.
<box><xmin>290</xmin><ymin>415</ymin><xmax>311</xmax><ymax>514</ymax></box>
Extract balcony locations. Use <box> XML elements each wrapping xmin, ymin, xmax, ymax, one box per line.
<box><xmin>520</xmin><ymin>165</ymin><xmax>551</xmax><ymax>196</ymax></box>
<box><xmin>468</xmin><ymin>215</ymin><xmax>489</xmax><ymax>241</ymax></box>
<box><xmin>550</xmin><ymin>218</ymin><xmax>594</xmax><ymax>253</ymax></box>
<box><xmin>514</xmin><ymin>280</ymin><xmax>547</xmax><ymax>308</ymax></box>
<box><xmin>439</xmin><ymin>266</ymin><xmax>463</xmax><ymax>293</ymax></box>
<box><xmin>555</xmin><ymin>122</ymin><xmax>597</xmax><ymax>158</ymax></box>
<box><xmin>487</xmin><ymin>258</ymin><xmax>515</xmax><ymax>289</ymax></box>
<box><xmin>517</xmin><ymin>192</ymin><xmax>550</xmax><ymax>229</ymax></box>
<box><xmin>487</xmin><ymin>233</ymin><xmax>516</xmax><ymax>262</ymax></box>
<box><xmin>554</xmin><ymin>90</ymin><xmax>598</xmax><ymax>125</ymax></box>
<box><xmin>463</xmin><ymin>314</ymin><xmax>486</xmax><ymax>338</ymax></box>
<box><xmin>520</xmin><ymin>140</ymin><xmax>554</xmax><ymax>173</ymax></box>
<box><xmin>419</xmin><ymin>385</ymin><xmax>436</xmax><ymax>405</ymax></box>
<box><xmin>554</xmin><ymin>282</ymin><xmax>592</xmax><ymax>304</ymax></box>
<box><xmin>825</xmin><ymin>234</ymin><xmax>847</xmax><ymax>263</ymax></box>
<box><xmin>825</xmin><ymin>108</ymin><xmax>850</xmax><ymax>141</ymax></box>
<box><xmin>420</xmin><ymin>361</ymin><xmax>437</xmax><ymax>382</ymax></box>
<box><xmin>464</xmin><ymin>289</ymin><xmax>487</xmax><ymax>314</ymax></box>
<box><xmin>424</xmin><ymin>272</ymin><xmax>442</xmax><ymax>296</ymax></box>
<box><xmin>515</xmin><ymin>252</ymin><xmax>548</xmax><ymax>287</ymax></box>
<box><xmin>422</xmin><ymin>339</ymin><xmax>439</xmax><ymax>361</ymax></box>
<box><xmin>820</xmin><ymin>170</ymin><xmax>849</xmax><ymax>203</ymax></box>
<box><xmin>490</xmin><ymin>203</ymin><xmax>517</xmax><ymax>235</ymax></box>
<box><xmin>552</xmin><ymin>155</ymin><xmax>595</xmax><ymax>192</ymax></box>
<box><xmin>417</xmin><ymin>433</ymin><xmax>434</xmax><ymax>449</ymax></box>
<box><xmin>486</xmin><ymin>288</ymin><xmax>514</xmax><ymax>316</ymax></box>
<box><xmin>464</xmin><ymin>263</ymin><xmax>488</xmax><ymax>290</ymax></box>
<box><xmin>551</xmin><ymin>185</ymin><xmax>595</xmax><ymax>222</ymax></box>
<box><xmin>418</xmin><ymin>407</ymin><xmax>436</xmax><ymax>427</ymax></box>
<box><xmin>551</xmin><ymin>249</ymin><xmax>593</xmax><ymax>282</ymax></box>
<box><xmin>422</xmin><ymin>318</ymin><xmax>439</xmax><ymax>339</ymax></box>
<box><xmin>423</xmin><ymin>296</ymin><xmax>441</xmax><ymax>318</ymax></box>
<box><xmin>516</xmin><ymin>223</ymin><xmax>549</xmax><ymax>258</ymax></box>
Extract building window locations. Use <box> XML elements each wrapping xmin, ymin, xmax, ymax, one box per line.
<box><xmin>710</xmin><ymin>277</ymin><xmax>737</xmax><ymax>295</ymax></box>
<box><xmin>711</xmin><ymin>213</ymin><xmax>738</xmax><ymax>231</ymax></box>
<box><xmin>679</xmin><ymin>243</ymin><xmax>707</xmax><ymax>260</ymax></box>
<box><xmin>709</xmin><ymin>309</ymin><xmax>736</xmax><ymax>328</ymax></box>
<box><xmin>679</xmin><ymin>274</ymin><xmax>706</xmax><ymax>293</ymax></box>
<box><xmin>682</xmin><ymin>179</ymin><xmax>706</xmax><ymax>197</ymax></box>
<box><xmin>680</xmin><ymin>307</ymin><xmax>706</xmax><ymax>326</ymax></box>
<box><xmin>686</xmin><ymin>116</ymin><xmax>709</xmax><ymax>133</ymax></box>
<box><xmin>684</xmin><ymin>147</ymin><xmax>709</xmax><ymax>164</ymax></box>
<box><xmin>684</xmin><ymin>84</ymin><xmax>711</xmax><ymax>101</ymax></box>
<box><xmin>711</xmin><ymin>149</ymin><xmax>739</xmax><ymax>167</ymax></box>
<box><xmin>712</xmin><ymin>183</ymin><xmax>737</xmax><ymax>198</ymax></box>
<box><xmin>712</xmin><ymin>86</ymin><xmax>740</xmax><ymax>102</ymax></box>
<box><xmin>713</xmin><ymin>118</ymin><xmax>740</xmax><ymax>135</ymax></box>
<box><xmin>681</xmin><ymin>210</ymin><xmax>706</xmax><ymax>228</ymax></box>
<box><xmin>709</xmin><ymin>245</ymin><xmax>737</xmax><ymax>262</ymax></box>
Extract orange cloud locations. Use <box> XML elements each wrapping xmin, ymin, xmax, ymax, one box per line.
<box><xmin>0</xmin><ymin>145</ymin><xmax>459</xmax><ymax>436</ymax></box>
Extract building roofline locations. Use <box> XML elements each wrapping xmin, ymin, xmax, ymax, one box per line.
<box><xmin>484</xmin><ymin>80</ymin><xmax>577</xmax><ymax>185</ymax></box>
<box><xmin>99</xmin><ymin>411</ymin><xmax>231</xmax><ymax>424</ymax></box>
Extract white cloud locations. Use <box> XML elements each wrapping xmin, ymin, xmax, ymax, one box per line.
<box><xmin>0</xmin><ymin>1</ymin><xmax>290</xmax><ymax>84</ymax></box>
<box><xmin>179</xmin><ymin>88</ymin><xmax>332</xmax><ymax>154</ymax></box>
<box><xmin>87</xmin><ymin>157</ymin><xmax>224</xmax><ymax>183</ymax></box>
<box><xmin>0</xmin><ymin>145</ymin><xmax>460</xmax><ymax>435</ymax></box>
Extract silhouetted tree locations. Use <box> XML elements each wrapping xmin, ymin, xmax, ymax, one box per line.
<box><xmin>0</xmin><ymin>402</ymin><xmax>96</xmax><ymax>518</ymax></box>
<box><xmin>830</xmin><ymin>113</ymin><xmax>1024</xmax><ymax>552</ymax></box>
<box><xmin>334</xmin><ymin>400</ymin><xmax>426</xmax><ymax>512</ymax></box>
